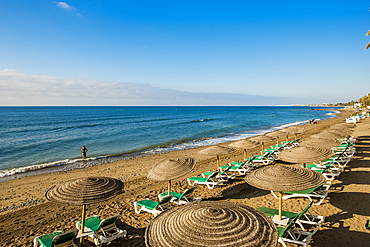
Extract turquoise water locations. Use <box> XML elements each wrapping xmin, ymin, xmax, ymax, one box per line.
<box><xmin>0</xmin><ymin>106</ymin><xmax>339</xmax><ymax>177</ymax></box>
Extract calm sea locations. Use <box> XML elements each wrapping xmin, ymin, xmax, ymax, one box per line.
<box><xmin>0</xmin><ymin>106</ymin><xmax>339</xmax><ymax>179</ymax></box>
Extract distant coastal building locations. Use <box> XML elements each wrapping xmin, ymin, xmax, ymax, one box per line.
<box><xmin>354</xmin><ymin>103</ymin><xmax>361</xmax><ymax>108</ymax></box>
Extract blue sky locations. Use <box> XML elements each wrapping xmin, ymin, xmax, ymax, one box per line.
<box><xmin>0</xmin><ymin>1</ymin><xmax>369</xmax><ymax>106</ymax></box>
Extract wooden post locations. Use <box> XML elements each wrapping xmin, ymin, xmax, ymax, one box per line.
<box><xmin>277</xmin><ymin>137</ymin><xmax>279</xmax><ymax>147</ymax></box>
<box><xmin>168</xmin><ymin>180</ymin><xmax>171</xmax><ymax>196</ymax></box>
<box><xmin>286</xmin><ymin>135</ymin><xmax>289</xmax><ymax>143</ymax></box>
<box><xmin>279</xmin><ymin>191</ymin><xmax>283</xmax><ymax>221</ymax></box>
<box><xmin>295</xmin><ymin>134</ymin><xmax>297</xmax><ymax>140</ymax></box>
<box><xmin>217</xmin><ymin>155</ymin><xmax>220</xmax><ymax>170</ymax></box>
<box><xmin>261</xmin><ymin>142</ymin><xmax>264</xmax><ymax>154</ymax></box>
<box><xmin>79</xmin><ymin>205</ymin><xmax>86</xmax><ymax>247</ymax></box>
<box><xmin>303</xmin><ymin>163</ymin><xmax>306</xmax><ymax>168</ymax></box>
<box><xmin>244</xmin><ymin>149</ymin><xmax>247</xmax><ymax>160</ymax></box>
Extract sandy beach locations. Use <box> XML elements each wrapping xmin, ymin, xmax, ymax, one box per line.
<box><xmin>1</xmin><ymin>109</ymin><xmax>370</xmax><ymax>246</ymax></box>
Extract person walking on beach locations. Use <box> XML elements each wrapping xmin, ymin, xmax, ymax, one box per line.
<box><xmin>81</xmin><ymin>145</ymin><xmax>88</xmax><ymax>159</ymax></box>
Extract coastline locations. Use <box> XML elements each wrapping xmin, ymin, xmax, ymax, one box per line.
<box><xmin>0</xmin><ymin>109</ymin><xmax>351</xmax><ymax>212</ymax></box>
<box><xmin>2</xmin><ymin>108</ymin><xmax>367</xmax><ymax>246</ymax></box>
<box><xmin>0</xmin><ymin>106</ymin><xmax>342</xmax><ymax>182</ymax></box>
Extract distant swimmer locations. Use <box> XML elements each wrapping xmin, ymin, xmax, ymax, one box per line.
<box><xmin>81</xmin><ymin>145</ymin><xmax>88</xmax><ymax>159</ymax></box>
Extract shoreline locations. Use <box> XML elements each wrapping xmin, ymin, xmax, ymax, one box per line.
<box><xmin>0</xmin><ymin>107</ymin><xmax>342</xmax><ymax>182</ymax></box>
<box><xmin>0</xmin><ymin>109</ymin><xmax>352</xmax><ymax>212</ymax></box>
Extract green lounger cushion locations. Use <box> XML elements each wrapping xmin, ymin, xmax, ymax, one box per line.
<box><xmin>283</xmin><ymin>185</ymin><xmax>323</xmax><ymax>195</ymax></box>
<box><xmin>220</xmin><ymin>162</ymin><xmax>245</xmax><ymax>170</ymax></box>
<box><xmin>202</xmin><ymin>171</ymin><xmax>214</xmax><ymax>176</ymax></box>
<box><xmin>276</xmin><ymin>215</ymin><xmax>301</xmax><ymax>237</ymax></box>
<box><xmin>220</xmin><ymin>165</ymin><xmax>240</xmax><ymax>171</ymax></box>
<box><xmin>188</xmin><ymin>177</ymin><xmax>209</xmax><ymax>182</ymax></box>
<box><xmin>36</xmin><ymin>231</ymin><xmax>62</xmax><ymax>247</ymax></box>
<box><xmin>135</xmin><ymin>199</ymin><xmax>159</xmax><ymax>210</ymax></box>
<box><xmin>83</xmin><ymin>216</ymin><xmax>102</xmax><ymax>232</ymax></box>
<box><xmin>257</xmin><ymin>207</ymin><xmax>298</xmax><ymax>219</ymax></box>
<box><xmin>159</xmin><ymin>191</ymin><xmax>183</xmax><ymax>199</ymax></box>
<box><xmin>277</xmin><ymin>226</ymin><xmax>287</xmax><ymax>237</ymax></box>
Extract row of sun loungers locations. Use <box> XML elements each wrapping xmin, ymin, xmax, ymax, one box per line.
<box><xmin>187</xmin><ymin>137</ymin><xmax>304</xmax><ymax>190</ymax></box>
<box><xmin>260</xmin><ymin>136</ymin><xmax>356</xmax><ymax>246</ymax></box>
<box><xmin>272</xmin><ymin>138</ymin><xmax>356</xmax><ymax>211</ymax></box>
<box><xmin>132</xmin><ymin>139</ymin><xmax>295</xmax><ymax>219</ymax></box>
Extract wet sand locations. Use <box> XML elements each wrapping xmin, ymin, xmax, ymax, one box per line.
<box><xmin>2</xmin><ymin>109</ymin><xmax>370</xmax><ymax>246</ymax></box>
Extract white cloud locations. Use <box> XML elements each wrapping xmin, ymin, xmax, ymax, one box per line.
<box><xmin>0</xmin><ymin>70</ymin><xmax>293</xmax><ymax>106</ymax></box>
<box><xmin>56</xmin><ymin>2</ymin><xmax>76</xmax><ymax>10</ymax></box>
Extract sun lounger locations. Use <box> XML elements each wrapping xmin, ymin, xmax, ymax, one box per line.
<box><xmin>33</xmin><ymin>229</ymin><xmax>78</xmax><ymax>247</ymax></box>
<box><xmin>276</xmin><ymin>214</ymin><xmax>312</xmax><ymax>247</ymax></box>
<box><xmin>332</xmin><ymin>143</ymin><xmax>355</xmax><ymax>153</ymax></box>
<box><xmin>271</xmin><ymin>183</ymin><xmax>331</xmax><ymax>205</ymax></box>
<box><xmin>202</xmin><ymin>166</ymin><xmax>236</xmax><ymax>181</ymax></box>
<box><xmin>305</xmin><ymin>158</ymin><xmax>345</xmax><ymax>173</ymax></box>
<box><xmin>346</xmin><ymin>117</ymin><xmax>357</xmax><ymax>123</ymax></box>
<box><xmin>76</xmin><ymin>214</ymin><xmax>126</xmax><ymax>247</ymax></box>
<box><xmin>308</xmin><ymin>164</ymin><xmax>341</xmax><ymax>181</ymax></box>
<box><xmin>252</xmin><ymin>151</ymin><xmax>277</xmax><ymax>166</ymax></box>
<box><xmin>187</xmin><ymin>171</ymin><xmax>225</xmax><ymax>189</ymax></box>
<box><xmin>220</xmin><ymin>157</ymin><xmax>257</xmax><ymax>175</ymax></box>
<box><xmin>280</xmin><ymin>137</ymin><xmax>301</xmax><ymax>149</ymax></box>
<box><xmin>134</xmin><ymin>194</ymin><xmax>173</xmax><ymax>217</ymax></box>
<box><xmin>258</xmin><ymin>202</ymin><xmax>324</xmax><ymax>235</ymax></box>
<box><xmin>265</xmin><ymin>147</ymin><xmax>283</xmax><ymax>154</ymax></box>
<box><xmin>158</xmin><ymin>186</ymin><xmax>202</xmax><ymax>205</ymax></box>
<box><xmin>339</xmin><ymin>136</ymin><xmax>356</xmax><ymax>144</ymax></box>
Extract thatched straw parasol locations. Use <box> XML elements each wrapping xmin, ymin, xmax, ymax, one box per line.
<box><xmin>300</xmin><ymin>138</ymin><xmax>341</xmax><ymax>149</ymax></box>
<box><xmin>45</xmin><ymin>177</ymin><xmax>124</xmax><ymax>246</ymax></box>
<box><xmin>284</xmin><ymin>125</ymin><xmax>306</xmax><ymax>134</ymax></box>
<box><xmin>327</xmin><ymin>129</ymin><xmax>352</xmax><ymax>137</ymax></box>
<box><xmin>250</xmin><ymin>135</ymin><xmax>276</xmax><ymax>143</ymax></box>
<box><xmin>146</xmin><ymin>156</ymin><xmax>196</xmax><ymax>196</ymax></box>
<box><xmin>265</xmin><ymin>130</ymin><xmax>288</xmax><ymax>138</ymax></box>
<box><xmin>310</xmin><ymin>130</ymin><xmax>342</xmax><ymax>140</ymax></box>
<box><xmin>199</xmin><ymin>146</ymin><xmax>236</xmax><ymax>170</ymax></box>
<box><xmin>145</xmin><ymin>201</ymin><xmax>278</xmax><ymax>247</ymax></box>
<box><xmin>278</xmin><ymin>146</ymin><xmax>334</xmax><ymax>164</ymax></box>
<box><xmin>265</xmin><ymin>130</ymin><xmax>290</xmax><ymax>146</ymax></box>
<box><xmin>229</xmin><ymin>140</ymin><xmax>260</xmax><ymax>160</ymax></box>
<box><xmin>245</xmin><ymin>165</ymin><xmax>325</xmax><ymax>221</ymax></box>
<box><xmin>329</xmin><ymin>123</ymin><xmax>355</xmax><ymax>130</ymax></box>
<box><xmin>249</xmin><ymin>135</ymin><xmax>276</xmax><ymax>155</ymax></box>
<box><xmin>229</xmin><ymin>139</ymin><xmax>260</xmax><ymax>149</ymax></box>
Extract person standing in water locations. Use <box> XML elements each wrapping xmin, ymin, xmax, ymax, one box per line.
<box><xmin>81</xmin><ymin>145</ymin><xmax>88</xmax><ymax>159</ymax></box>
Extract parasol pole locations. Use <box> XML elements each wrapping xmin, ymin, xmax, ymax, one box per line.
<box><xmin>277</xmin><ymin>137</ymin><xmax>279</xmax><ymax>147</ymax></box>
<box><xmin>295</xmin><ymin>134</ymin><xmax>297</xmax><ymax>140</ymax></box>
<box><xmin>244</xmin><ymin>149</ymin><xmax>247</xmax><ymax>160</ymax></box>
<box><xmin>168</xmin><ymin>180</ymin><xmax>171</xmax><ymax>196</ymax></box>
<box><xmin>79</xmin><ymin>205</ymin><xmax>86</xmax><ymax>247</ymax></box>
<box><xmin>261</xmin><ymin>142</ymin><xmax>264</xmax><ymax>155</ymax></box>
<box><xmin>286</xmin><ymin>135</ymin><xmax>289</xmax><ymax>143</ymax></box>
<box><xmin>279</xmin><ymin>191</ymin><xmax>283</xmax><ymax>221</ymax></box>
<box><xmin>217</xmin><ymin>155</ymin><xmax>220</xmax><ymax>170</ymax></box>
